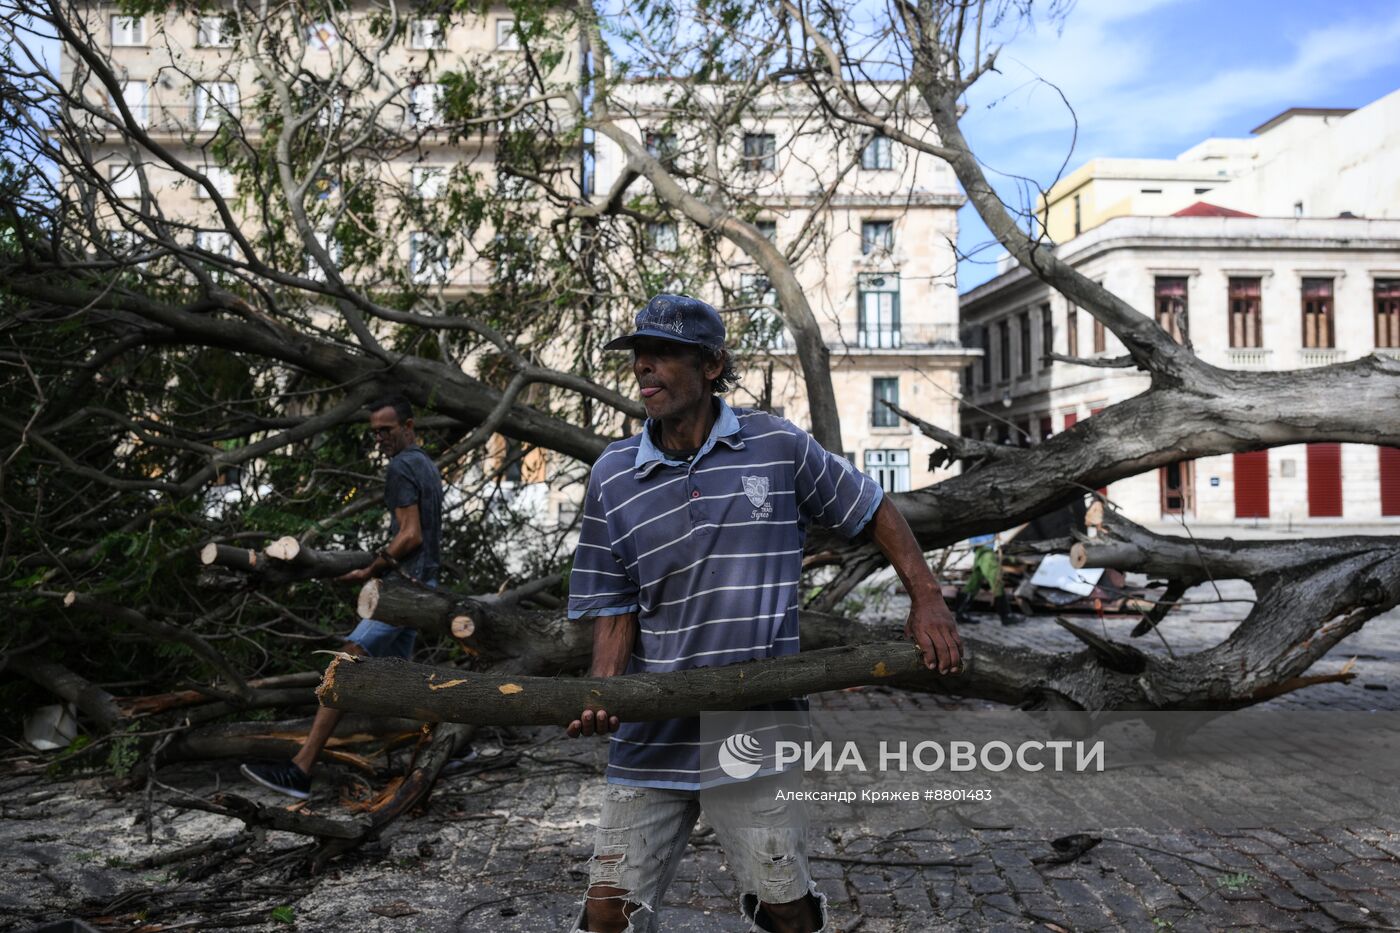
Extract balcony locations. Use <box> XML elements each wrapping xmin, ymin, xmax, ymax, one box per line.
<box><xmin>1298</xmin><ymin>348</ymin><xmax>1347</xmax><ymax>367</ymax></box>
<box><xmin>854</xmin><ymin>323</ymin><xmax>962</xmax><ymax>350</ymax></box>
<box><xmin>1223</xmin><ymin>347</ymin><xmax>1272</xmax><ymax>369</ymax></box>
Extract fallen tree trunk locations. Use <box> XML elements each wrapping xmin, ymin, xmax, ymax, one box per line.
<box><xmin>198</xmin><ymin>537</ymin><xmax>372</xmax><ymax>586</ymax></box>
<box><xmin>319</xmin><ymin>641</ymin><xmax>948</xmax><ymax>725</ymax></box>
<box><xmin>361</xmin><ymin>577</ymin><xmax>888</xmax><ymax>675</ymax></box>
<box><xmin>161</xmin><ymin>714</ymin><xmax>423</xmax><ymax>772</ymax></box>
<box><xmin>326</xmin><ymin>509</ymin><xmax>1400</xmax><ymax>716</ymax></box>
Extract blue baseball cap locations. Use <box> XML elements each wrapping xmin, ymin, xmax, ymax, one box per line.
<box><xmin>603</xmin><ymin>293</ymin><xmax>726</xmax><ymax>353</ymax></box>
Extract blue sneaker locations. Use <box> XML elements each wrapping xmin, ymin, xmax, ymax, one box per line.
<box><xmin>240</xmin><ymin>759</ymin><xmax>311</xmax><ymax>800</ymax></box>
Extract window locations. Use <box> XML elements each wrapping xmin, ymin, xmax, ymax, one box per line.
<box><xmin>304</xmin><ymin>226</ymin><xmax>342</xmax><ymax>282</ymax></box>
<box><xmin>1040</xmin><ymin>304</ymin><xmax>1053</xmax><ymax>369</ymax></box>
<box><xmin>495</xmin><ymin>19</ymin><xmax>519</xmax><ymax>49</ymax></box>
<box><xmin>740</xmin><ymin>273</ymin><xmax>786</xmax><ymax>349</ymax></box>
<box><xmin>644</xmin><ymin>130</ymin><xmax>677</xmax><ymax>166</ymax></box>
<box><xmin>856</xmin><ymin>273</ymin><xmax>900</xmax><ymax>348</ymax></box>
<box><xmin>108</xmin><ymin>162</ymin><xmax>140</xmax><ymax>199</ymax></box>
<box><xmin>412</xmin><ymin>166</ymin><xmax>446</xmax><ymax>199</ymax></box>
<box><xmin>1301</xmin><ymin>278</ymin><xmax>1335</xmax><ymax>349</ymax></box>
<box><xmin>409</xmin><ymin>231</ymin><xmax>449</xmax><ymax>283</ymax></box>
<box><xmin>996</xmin><ymin>319</ymin><xmax>1010</xmax><ymax>381</ymax></box>
<box><xmin>861</xmin><ymin>220</ymin><xmax>893</xmax><ymax>256</ymax></box>
<box><xmin>1154</xmin><ymin>276</ymin><xmax>1188</xmax><ymax>343</ymax></box>
<box><xmin>197</xmin><ymin>16</ymin><xmax>232</xmax><ymax>47</ymax></box>
<box><xmin>1228</xmin><ymin>277</ymin><xmax>1262</xmax><ymax>348</ymax></box>
<box><xmin>1018</xmin><ymin>311</ymin><xmax>1032</xmax><ymax>376</ymax></box>
<box><xmin>1377</xmin><ymin>280</ymin><xmax>1400</xmax><ymax>348</ymax></box>
<box><xmin>1066</xmin><ymin>307</ymin><xmax>1079</xmax><ymax>357</ymax></box>
<box><xmin>1092</xmin><ymin>318</ymin><xmax>1106</xmax><ymax>354</ymax></box>
<box><xmin>646</xmin><ymin>222</ymin><xmax>678</xmax><ymax>252</ymax></box>
<box><xmin>755</xmin><ymin>220</ymin><xmax>777</xmax><ymax>244</ymax></box>
<box><xmin>409</xmin><ymin>83</ymin><xmax>444</xmax><ymax>127</ymax></box>
<box><xmin>864</xmin><ymin>449</ymin><xmax>910</xmax><ymax>493</ymax></box>
<box><xmin>978</xmin><ymin>325</ymin><xmax>991</xmax><ymax>387</ymax></box>
<box><xmin>871</xmin><ymin>378</ymin><xmax>900</xmax><ymax>427</ymax></box>
<box><xmin>409</xmin><ymin>18</ymin><xmax>444</xmax><ymax>49</ymax></box>
<box><xmin>742</xmin><ymin>133</ymin><xmax>775</xmax><ymax>172</ymax></box>
<box><xmin>860</xmin><ymin>133</ymin><xmax>892</xmax><ymax>170</ymax></box>
<box><xmin>1073</xmin><ymin>194</ymin><xmax>1081</xmax><ymax>236</ymax></box>
<box><xmin>112</xmin><ymin>80</ymin><xmax>148</xmax><ymax>128</ymax></box>
<box><xmin>111</xmin><ymin>15</ymin><xmax>144</xmax><ymax>45</ymax></box>
<box><xmin>195</xmin><ymin>230</ymin><xmax>233</xmax><ymax>258</ymax></box>
<box><xmin>194</xmin><ymin>164</ymin><xmax>235</xmax><ymax>198</ymax></box>
<box><xmin>193</xmin><ymin>82</ymin><xmax>239</xmax><ymax>130</ymax></box>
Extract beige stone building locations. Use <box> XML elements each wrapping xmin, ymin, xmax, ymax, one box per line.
<box><xmin>77</xmin><ymin>3</ymin><xmax>569</xmax><ymax>291</ymax></box>
<box><xmin>73</xmin><ymin>8</ymin><xmax>976</xmax><ymax>518</ymax></box>
<box><xmin>963</xmin><ymin>89</ymin><xmax>1400</xmax><ymax>532</ymax></box>
<box><xmin>593</xmin><ymin>82</ymin><xmax>974</xmax><ymax>494</ymax></box>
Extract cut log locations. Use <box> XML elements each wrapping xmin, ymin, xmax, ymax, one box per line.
<box><xmin>357</xmin><ymin>578</ymin><xmax>475</xmax><ymax>641</ymax></box>
<box><xmin>198</xmin><ymin>539</ymin><xmax>372</xmax><ymax>586</ymax></box>
<box><xmin>318</xmin><ymin>641</ymin><xmax>950</xmax><ymax>725</ymax></box>
<box><xmin>264</xmin><ymin>536</ymin><xmax>300</xmax><ymax>561</ymax></box>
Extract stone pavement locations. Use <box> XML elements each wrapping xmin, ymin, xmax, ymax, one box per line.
<box><xmin>5</xmin><ymin>579</ymin><xmax>1400</xmax><ymax>931</ymax></box>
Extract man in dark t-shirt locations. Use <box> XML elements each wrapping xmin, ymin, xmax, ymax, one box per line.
<box><xmin>241</xmin><ymin>395</ymin><xmax>443</xmax><ymax>799</ymax></box>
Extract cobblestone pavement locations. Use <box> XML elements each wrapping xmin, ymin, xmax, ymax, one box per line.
<box><xmin>6</xmin><ymin>579</ymin><xmax>1400</xmax><ymax>931</ymax></box>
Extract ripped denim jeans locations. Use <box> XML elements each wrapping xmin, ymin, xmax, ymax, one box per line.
<box><xmin>566</xmin><ymin>773</ymin><xmax>829</xmax><ymax>932</ymax></box>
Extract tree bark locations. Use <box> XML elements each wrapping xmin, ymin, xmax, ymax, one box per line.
<box><xmin>318</xmin><ymin>641</ymin><xmax>949</xmax><ymax>725</ymax></box>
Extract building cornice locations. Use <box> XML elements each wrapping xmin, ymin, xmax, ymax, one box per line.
<box><xmin>960</xmin><ymin>216</ymin><xmax>1400</xmax><ymax>310</ymax></box>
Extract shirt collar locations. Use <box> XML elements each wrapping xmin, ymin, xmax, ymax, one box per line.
<box><xmin>634</xmin><ymin>397</ymin><xmax>744</xmax><ymax>476</ymax></box>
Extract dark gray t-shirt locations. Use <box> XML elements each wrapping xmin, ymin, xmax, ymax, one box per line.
<box><xmin>384</xmin><ymin>445</ymin><xmax>443</xmax><ymax>583</ymax></box>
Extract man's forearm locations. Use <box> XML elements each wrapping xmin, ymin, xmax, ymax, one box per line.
<box><xmin>869</xmin><ymin>497</ymin><xmax>943</xmax><ymax>602</ymax></box>
<box><xmin>590</xmin><ymin>612</ymin><xmax>638</xmax><ymax>677</ymax></box>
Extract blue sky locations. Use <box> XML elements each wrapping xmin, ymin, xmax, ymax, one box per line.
<box><xmin>955</xmin><ymin>0</ymin><xmax>1400</xmax><ymax>290</ymax></box>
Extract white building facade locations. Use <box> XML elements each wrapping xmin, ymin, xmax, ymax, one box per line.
<box><xmin>961</xmin><ymin>215</ymin><xmax>1400</xmax><ymax>530</ymax></box>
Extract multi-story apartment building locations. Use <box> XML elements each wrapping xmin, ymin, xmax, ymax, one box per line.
<box><xmin>79</xmin><ymin>3</ymin><xmax>566</xmax><ymax>286</ymax></box>
<box><xmin>74</xmin><ymin>8</ymin><xmax>977</xmax><ymax>522</ymax></box>
<box><xmin>593</xmin><ymin>82</ymin><xmax>975</xmax><ymax>494</ymax></box>
<box><xmin>961</xmin><ymin>89</ymin><xmax>1400</xmax><ymax>530</ymax></box>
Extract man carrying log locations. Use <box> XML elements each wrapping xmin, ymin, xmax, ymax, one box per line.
<box><xmin>241</xmin><ymin>394</ymin><xmax>443</xmax><ymax>799</ymax></box>
<box><xmin>564</xmin><ymin>294</ymin><xmax>962</xmax><ymax>933</ymax></box>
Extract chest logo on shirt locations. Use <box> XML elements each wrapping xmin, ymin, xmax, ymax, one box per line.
<box><xmin>742</xmin><ymin>474</ymin><xmax>773</xmax><ymax>519</ymax></box>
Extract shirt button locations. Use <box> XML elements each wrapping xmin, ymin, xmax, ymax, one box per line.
<box><xmin>691</xmin><ymin>490</ymin><xmax>700</xmax><ymax>499</ymax></box>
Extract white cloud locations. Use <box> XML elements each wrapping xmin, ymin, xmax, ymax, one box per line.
<box><xmin>962</xmin><ymin>3</ymin><xmax>1400</xmax><ymax>180</ymax></box>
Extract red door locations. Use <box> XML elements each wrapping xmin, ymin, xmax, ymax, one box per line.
<box><xmin>1234</xmin><ymin>450</ymin><xmax>1270</xmax><ymax>519</ymax></box>
<box><xmin>1063</xmin><ymin>412</ymin><xmax>1078</xmax><ymax>430</ymax></box>
<box><xmin>1381</xmin><ymin>447</ymin><xmax>1400</xmax><ymax>516</ymax></box>
<box><xmin>1307</xmin><ymin>444</ymin><xmax>1343</xmax><ymax>517</ymax></box>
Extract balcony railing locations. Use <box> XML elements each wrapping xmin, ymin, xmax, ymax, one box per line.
<box><xmin>854</xmin><ymin>323</ymin><xmax>962</xmax><ymax>350</ymax></box>
<box><xmin>1223</xmin><ymin>347</ymin><xmax>1272</xmax><ymax>369</ymax></box>
<box><xmin>1298</xmin><ymin>348</ymin><xmax>1347</xmax><ymax>367</ymax></box>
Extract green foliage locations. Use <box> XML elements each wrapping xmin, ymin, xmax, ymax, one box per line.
<box><xmin>105</xmin><ymin>724</ymin><xmax>143</xmax><ymax>779</ymax></box>
<box><xmin>270</xmin><ymin>905</ymin><xmax>296</xmax><ymax>924</ymax></box>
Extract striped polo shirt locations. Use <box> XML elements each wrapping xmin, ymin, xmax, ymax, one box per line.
<box><xmin>568</xmin><ymin>399</ymin><xmax>884</xmax><ymax>789</ymax></box>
